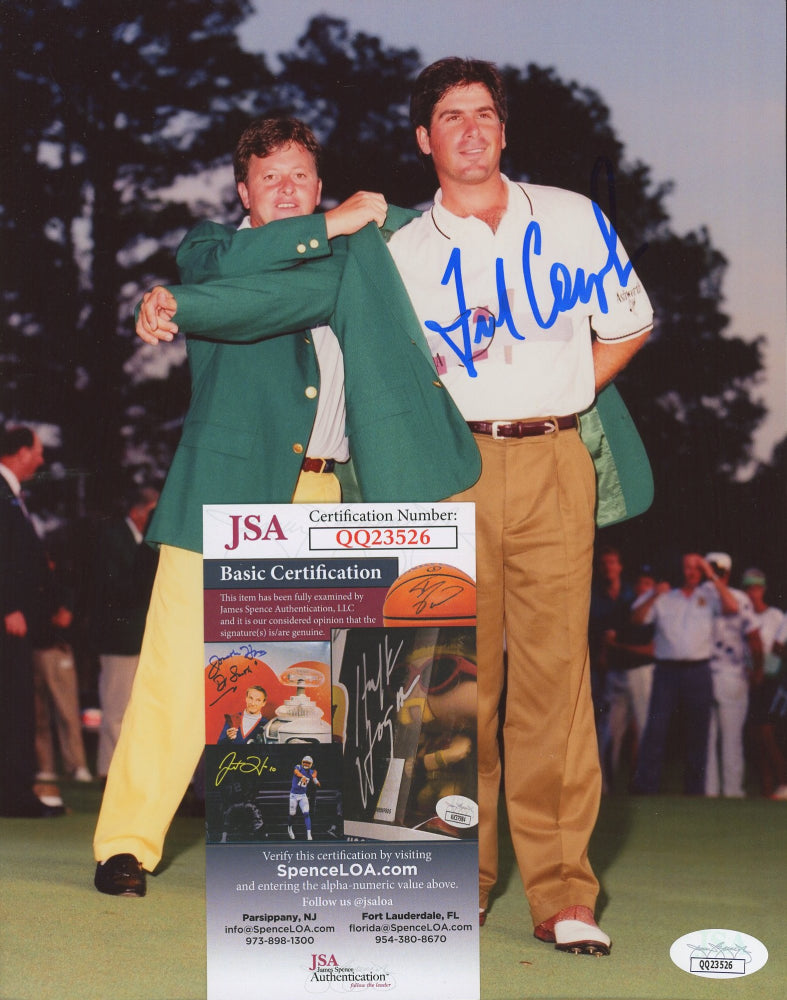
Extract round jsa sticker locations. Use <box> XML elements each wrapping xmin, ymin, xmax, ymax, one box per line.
<box><xmin>670</xmin><ymin>929</ymin><xmax>768</xmax><ymax>979</ymax></box>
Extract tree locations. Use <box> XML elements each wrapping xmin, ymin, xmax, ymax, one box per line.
<box><xmin>2</xmin><ymin>10</ymin><xmax>774</xmax><ymax>562</ymax></box>
<box><xmin>1</xmin><ymin>0</ymin><xmax>271</xmax><ymax>511</ymax></box>
<box><xmin>275</xmin><ymin>16</ymin><xmax>426</xmax><ymax>206</ymax></box>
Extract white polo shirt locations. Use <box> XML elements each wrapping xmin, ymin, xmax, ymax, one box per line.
<box><xmin>646</xmin><ymin>582</ymin><xmax>723</xmax><ymax>661</ymax></box>
<box><xmin>388</xmin><ymin>177</ymin><xmax>653</xmax><ymax>421</ymax></box>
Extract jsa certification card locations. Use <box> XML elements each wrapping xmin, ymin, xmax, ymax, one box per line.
<box><xmin>203</xmin><ymin>502</ymin><xmax>479</xmax><ymax>1000</ymax></box>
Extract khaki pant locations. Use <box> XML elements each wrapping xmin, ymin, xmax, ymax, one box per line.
<box><xmin>451</xmin><ymin>429</ymin><xmax>601</xmax><ymax>927</ymax></box>
<box><xmin>33</xmin><ymin>644</ymin><xmax>88</xmax><ymax>776</ymax></box>
<box><xmin>96</xmin><ymin>654</ymin><xmax>140</xmax><ymax>778</ymax></box>
<box><xmin>94</xmin><ymin>470</ymin><xmax>339</xmax><ymax>870</ymax></box>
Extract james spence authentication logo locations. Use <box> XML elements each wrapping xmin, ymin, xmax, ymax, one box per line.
<box><xmin>306</xmin><ymin>952</ymin><xmax>393</xmax><ymax>989</ymax></box>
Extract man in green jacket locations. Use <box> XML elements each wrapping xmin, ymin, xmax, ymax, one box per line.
<box><xmin>94</xmin><ymin>117</ymin><xmax>481</xmax><ymax>896</ymax></box>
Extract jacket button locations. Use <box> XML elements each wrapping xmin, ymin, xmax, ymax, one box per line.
<box><xmin>296</xmin><ymin>243</ymin><xmax>307</xmax><ymax>254</ymax></box>
<box><xmin>305</xmin><ymin>386</ymin><xmax>318</xmax><ymax>399</ymax></box>
<box><xmin>432</xmin><ymin>380</ymin><xmax>443</xmax><ymax>387</ymax></box>
<box><xmin>292</xmin><ymin>443</ymin><xmax>304</xmax><ymax>454</ymax></box>
<box><xmin>309</xmin><ymin>238</ymin><xmax>320</xmax><ymax>249</ymax></box>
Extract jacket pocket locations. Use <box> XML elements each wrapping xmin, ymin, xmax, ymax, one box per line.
<box><xmin>180</xmin><ymin>420</ymin><xmax>255</xmax><ymax>459</ymax></box>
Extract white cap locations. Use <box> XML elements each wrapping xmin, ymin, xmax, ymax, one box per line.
<box><xmin>705</xmin><ymin>552</ymin><xmax>732</xmax><ymax>572</ymax></box>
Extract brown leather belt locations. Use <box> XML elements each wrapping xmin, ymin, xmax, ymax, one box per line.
<box><xmin>301</xmin><ymin>457</ymin><xmax>336</xmax><ymax>473</ymax></box>
<box><xmin>467</xmin><ymin>415</ymin><xmax>578</xmax><ymax>439</ymax></box>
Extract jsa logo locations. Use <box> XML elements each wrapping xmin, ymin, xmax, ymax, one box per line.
<box><xmin>225</xmin><ymin>514</ymin><xmax>287</xmax><ymax>551</ymax></box>
<box><xmin>308</xmin><ymin>954</ymin><xmax>338</xmax><ymax>970</ymax></box>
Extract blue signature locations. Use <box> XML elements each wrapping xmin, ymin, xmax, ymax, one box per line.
<box><xmin>425</xmin><ymin>160</ymin><xmax>647</xmax><ymax>377</ymax></box>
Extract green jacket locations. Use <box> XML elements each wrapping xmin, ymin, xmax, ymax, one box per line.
<box><xmin>147</xmin><ymin>209</ymin><xmax>481</xmax><ymax>552</ymax></box>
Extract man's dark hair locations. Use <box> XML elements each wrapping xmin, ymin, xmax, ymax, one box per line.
<box><xmin>0</xmin><ymin>424</ymin><xmax>35</xmax><ymax>458</ymax></box>
<box><xmin>410</xmin><ymin>57</ymin><xmax>508</xmax><ymax>133</ymax></box>
<box><xmin>247</xmin><ymin>685</ymin><xmax>267</xmax><ymax>699</ymax></box>
<box><xmin>233</xmin><ymin>117</ymin><xmax>321</xmax><ymax>185</ymax></box>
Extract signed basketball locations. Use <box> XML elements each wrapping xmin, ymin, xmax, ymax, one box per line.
<box><xmin>382</xmin><ymin>563</ymin><xmax>476</xmax><ymax>627</ymax></box>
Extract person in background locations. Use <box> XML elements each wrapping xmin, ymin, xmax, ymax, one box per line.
<box><xmin>703</xmin><ymin>552</ymin><xmax>762</xmax><ymax>798</ymax></box>
<box><xmin>0</xmin><ymin>425</ymin><xmax>66</xmax><ymax>817</ymax></box>
<box><xmin>588</xmin><ymin>546</ymin><xmax>633</xmax><ymax>791</ymax></box>
<box><xmin>32</xmin><ymin>530</ymin><xmax>92</xmax><ymax>784</ymax></box>
<box><xmin>632</xmin><ymin>552</ymin><xmax>738</xmax><ymax>795</ymax></box>
<box><xmin>594</xmin><ymin>562</ymin><xmax>657</xmax><ymax>790</ymax></box>
<box><xmin>768</xmin><ymin>616</ymin><xmax>787</xmax><ymax>799</ymax></box>
<box><xmin>90</xmin><ymin>488</ymin><xmax>159</xmax><ymax>779</ymax></box>
<box><xmin>742</xmin><ymin>568</ymin><xmax>787</xmax><ymax>798</ymax></box>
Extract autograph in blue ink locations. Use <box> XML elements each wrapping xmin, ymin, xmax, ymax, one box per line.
<box><xmin>206</xmin><ymin>645</ymin><xmax>267</xmax><ymax>706</ymax></box>
<box><xmin>425</xmin><ymin>161</ymin><xmax>647</xmax><ymax>377</ymax></box>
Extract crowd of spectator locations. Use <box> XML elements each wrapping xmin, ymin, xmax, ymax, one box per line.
<box><xmin>590</xmin><ymin>545</ymin><xmax>787</xmax><ymax>799</ymax></box>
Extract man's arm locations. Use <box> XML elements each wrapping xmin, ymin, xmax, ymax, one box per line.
<box><xmin>147</xmin><ymin>266</ymin><xmax>346</xmax><ymax>343</ymax></box>
<box><xmin>177</xmin><ymin>215</ymin><xmax>332</xmax><ymax>283</ymax></box>
<box><xmin>137</xmin><ymin>192</ymin><xmax>389</xmax><ymax>345</ymax></box>
<box><xmin>133</xmin><ymin>257</ymin><xmax>348</xmax><ymax>345</ymax></box>
<box><xmin>593</xmin><ymin>330</ymin><xmax>651</xmax><ymax>393</ymax></box>
<box><xmin>177</xmin><ymin>192</ymin><xmax>387</xmax><ymax>283</ymax></box>
<box><xmin>697</xmin><ymin>558</ymin><xmax>739</xmax><ymax>615</ymax></box>
<box><xmin>631</xmin><ymin>581</ymin><xmax>669</xmax><ymax>625</ymax></box>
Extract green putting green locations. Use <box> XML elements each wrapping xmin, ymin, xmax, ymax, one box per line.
<box><xmin>1</xmin><ymin>783</ymin><xmax>784</xmax><ymax>999</ymax></box>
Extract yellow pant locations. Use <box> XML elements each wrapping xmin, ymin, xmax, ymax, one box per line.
<box><xmin>93</xmin><ymin>470</ymin><xmax>339</xmax><ymax>870</ymax></box>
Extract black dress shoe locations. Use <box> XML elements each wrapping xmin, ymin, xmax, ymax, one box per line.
<box><xmin>0</xmin><ymin>796</ymin><xmax>65</xmax><ymax>818</ymax></box>
<box><xmin>94</xmin><ymin>854</ymin><xmax>147</xmax><ymax>896</ymax></box>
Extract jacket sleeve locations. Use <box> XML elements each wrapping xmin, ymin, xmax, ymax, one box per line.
<box><xmin>177</xmin><ymin>216</ymin><xmax>333</xmax><ymax>282</ymax></box>
<box><xmin>154</xmin><ymin>216</ymin><xmax>349</xmax><ymax>341</ymax></box>
<box><xmin>168</xmin><ymin>258</ymin><xmax>345</xmax><ymax>342</ymax></box>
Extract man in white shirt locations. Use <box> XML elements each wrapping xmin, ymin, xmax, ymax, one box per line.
<box><xmin>388</xmin><ymin>57</ymin><xmax>654</xmax><ymax>955</ymax></box>
<box><xmin>631</xmin><ymin>552</ymin><xmax>738</xmax><ymax>795</ymax></box>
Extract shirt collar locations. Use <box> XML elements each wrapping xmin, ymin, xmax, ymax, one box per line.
<box><xmin>0</xmin><ymin>462</ymin><xmax>21</xmax><ymax>497</ymax></box>
<box><xmin>124</xmin><ymin>515</ymin><xmax>144</xmax><ymax>545</ymax></box>
<box><xmin>429</xmin><ymin>175</ymin><xmax>534</xmax><ymax>241</ymax></box>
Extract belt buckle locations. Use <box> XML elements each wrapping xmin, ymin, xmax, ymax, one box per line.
<box><xmin>544</xmin><ymin>417</ymin><xmax>558</xmax><ymax>435</ymax></box>
<box><xmin>491</xmin><ymin>420</ymin><xmax>507</xmax><ymax>439</ymax></box>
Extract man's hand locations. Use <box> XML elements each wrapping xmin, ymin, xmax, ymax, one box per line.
<box><xmin>325</xmin><ymin>191</ymin><xmax>388</xmax><ymax>239</ymax></box>
<box><xmin>136</xmin><ymin>286</ymin><xmax>179</xmax><ymax>345</ymax></box>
